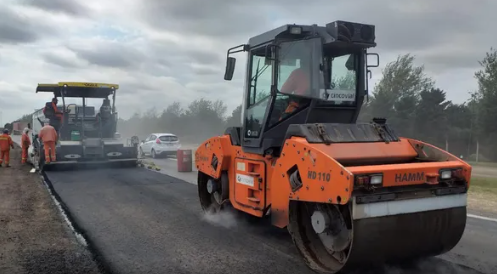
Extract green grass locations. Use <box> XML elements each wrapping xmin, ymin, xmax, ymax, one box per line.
<box><xmin>468</xmin><ymin>161</ymin><xmax>497</xmax><ymax>168</ymax></box>
<box><xmin>470</xmin><ymin>176</ymin><xmax>497</xmax><ymax>194</ymax></box>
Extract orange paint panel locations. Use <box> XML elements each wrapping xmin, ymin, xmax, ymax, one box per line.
<box><xmin>195</xmin><ymin>135</ymin><xmax>232</xmax><ymax>179</ymax></box>
<box><xmin>309</xmin><ymin>138</ymin><xmax>418</xmax><ymax>162</ymax></box>
<box><xmin>232</xmin><ymin>158</ymin><xmax>267</xmax><ymax>211</ymax></box>
<box><xmin>270</xmin><ymin>138</ymin><xmax>354</xmax><ymax>228</ymax></box>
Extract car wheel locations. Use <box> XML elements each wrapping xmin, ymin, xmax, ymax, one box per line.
<box><xmin>151</xmin><ymin>149</ymin><xmax>156</xmax><ymax>159</ymax></box>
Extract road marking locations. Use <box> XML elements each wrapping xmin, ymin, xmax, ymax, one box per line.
<box><xmin>467</xmin><ymin>214</ymin><xmax>497</xmax><ymax>223</ymax></box>
<box><xmin>167</xmin><ymin>158</ymin><xmax>177</xmax><ymax>161</ymax></box>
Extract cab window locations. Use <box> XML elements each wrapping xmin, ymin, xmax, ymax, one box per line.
<box><xmin>244</xmin><ymin>47</ymin><xmax>272</xmax><ymax>139</ymax></box>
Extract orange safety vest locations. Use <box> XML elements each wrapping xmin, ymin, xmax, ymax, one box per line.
<box><xmin>21</xmin><ymin>133</ymin><xmax>31</xmax><ymax>148</ymax></box>
<box><xmin>0</xmin><ymin>133</ymin><xmax>13</xmax><ymax>151</ymax></box>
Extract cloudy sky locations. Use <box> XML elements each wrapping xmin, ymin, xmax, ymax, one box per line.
<box><xmin>0</xmin><ymin>0</ymin><xmax>495</xmax><ymax>124</ymax></box>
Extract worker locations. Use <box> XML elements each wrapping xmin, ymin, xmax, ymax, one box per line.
<box><xmin>43</xmin><ymin>97</ymin><xmax>63</xmax><ymax>136</ymax></box>
<box><xmin>95</xmin><ymin>97</ymin><xmax>112</xmax><ymax>136</ymax></box>
<box><xmin>279</xmin><ymin>57</ymin><xmax>311</xmax><ymax>120</ymax></box>
<box><xmin>21</xmin><ymin>128</ymin><xmax>31</xmax><ymax>164</ymax></box>
<box><xmin>0</xmin><ymin>129</ymin><xmax>15</xmax><ymax>167</ymax></box>
<box><xmin>38</xmin><ymin>122</ymin><xmax>57</xmax><ymax>164</ymax></box>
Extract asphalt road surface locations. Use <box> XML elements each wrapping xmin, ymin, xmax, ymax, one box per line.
<box><xmin>45</xmin><ymin>167</ymin><xmax>497</xmax><ymax>274</ymax></box>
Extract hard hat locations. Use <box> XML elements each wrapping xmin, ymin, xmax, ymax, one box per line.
<box><xmin>3</xmin><ymin>129</ymin><xmax>9</xmax><ymax>134</ymax></box>
<box><xmin>24</xmin><ymin>127</ymin><xmax>30</xmax><ymax>133</ymax></box>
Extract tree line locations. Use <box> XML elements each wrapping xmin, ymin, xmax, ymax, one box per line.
<box><xmin>10</xmin><ymin>48</ymin><xmax>497</xmax><ymax>161</ymax></box>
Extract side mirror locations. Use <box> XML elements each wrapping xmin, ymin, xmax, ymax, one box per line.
<box><xmin>224</xmin><ymin>57</ymin><xmax>236</xmax><ymax>81</ymax></box>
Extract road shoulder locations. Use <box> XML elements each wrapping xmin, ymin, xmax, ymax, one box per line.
<box><xmin>0</xmin><ymin>144</ymin><xmax>101</xmax><ymax>274</ymax></box>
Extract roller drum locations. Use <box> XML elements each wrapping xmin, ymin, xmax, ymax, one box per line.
<box><xmin>288</xmin><ymin>202</ymin><xmax>467</xmax><ymax>273</ymax></box>
<box><xmin>347</xmin><ymin>206</ymin><xmax>466</xmax><ymax>266</ymax></box>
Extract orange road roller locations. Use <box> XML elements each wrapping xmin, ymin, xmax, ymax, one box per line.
<box><xmin>195</xmin><ymin>20</ymin><xmax>471</xmax><ymax>273</ymax></box>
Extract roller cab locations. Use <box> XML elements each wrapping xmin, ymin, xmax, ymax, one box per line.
<box><xmin>196</xmin><ymin>20</ymin><xmax>470</xmax><ymax>273</ymax></box>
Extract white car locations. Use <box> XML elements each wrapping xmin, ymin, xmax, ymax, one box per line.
<box><xmin>139</xmin><ymin>133</ymin><xmax>181</xmax><ymax>158</ymax></box>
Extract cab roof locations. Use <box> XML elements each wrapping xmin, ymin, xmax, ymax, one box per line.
<box><xmin>247</xmin><ymin>20</ymin><xmax>376</xmax><ymax>48</ymax></box>
<box><xmin>36</xmin><ymin>82</ymin><xmax>119</xmax><ymax>98</ymax></box>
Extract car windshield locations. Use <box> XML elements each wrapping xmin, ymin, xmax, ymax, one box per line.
<box><xmin>159</xmin><ymin>135</ymin><xmax>178</xmax><ymax>142</ymax></box>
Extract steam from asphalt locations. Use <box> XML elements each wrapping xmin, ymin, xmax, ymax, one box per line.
<box><xmin>201</xmin><ymin>209</ymin><xmax>239</xmax><ymax>229</ymax></box>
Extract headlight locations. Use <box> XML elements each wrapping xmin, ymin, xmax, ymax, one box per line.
<box><xmin>370</xmin><ymin>175</ymin><xmax>383</xmax><ymax>185</ymax></box>
<box><xmin>355</xmin><ymin>173</ymin><xmax>383</xmax><ymax>187</ymax></box>
<box><xmin>440</xmin><ymin>170</ymin><xmax>452</xmax><ymax>180</ymax></box>
<box><xmin>289</xmin><ymin>26</ymin><xmax>302</xmax><ymax>34</ymax></box>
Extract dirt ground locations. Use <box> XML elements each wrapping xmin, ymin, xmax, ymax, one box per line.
<box><xmin>468</xmin><ymin>191</ymin><xmax>497</xmax><ymax>215</ymax></box>
<box><xmin>0</xmin><ymin>144</ymin><xmax>101</xmax><ymax>274</ymax></box>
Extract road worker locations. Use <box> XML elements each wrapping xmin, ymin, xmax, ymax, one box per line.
<box><xmin>43</xmin><ymin>97</ymin><xmax>63</xmax><ymax>136</ymax></box>
<box><xmin>38</xmin><ymin>122</ymin><xmax>57</xmax><ymax>164</ymax></box>
<box><xmin>21</xmin><ymin>128</ymin><xmax>31</xmax><ymax>164</ymax></box>
<box><xmin>0</xmin><ymin>129</ymin><xmax>15</xmax><ymax>167</ymax></box>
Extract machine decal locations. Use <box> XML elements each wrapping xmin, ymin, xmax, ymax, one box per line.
<box><xmin>328</xmin><ymin>90</ymin><xmax>356</xmax><ymax>101</ymax></box>
<box><xmin>236</xmin><ymin>173</ymin><xmax>255</xmax><ymax>187</ymax></box>
<box><xmin>236</xmin><ymin>162</ymin><xmax>246</xmax><ymax>171</ymax></box>
<box><xmin>307</xmin><ymin>170</ymin><xmax>331</xmax><ymax>182</ymax></box>
<box><xmin>395</xmin><ymin>172</ymin><xmax>425</xmax><ymax>183</ymax></box>
<box><xmin>107</xmin><ymin>152</ymin><xmax>122</xmax><ymax>157</ymax></box>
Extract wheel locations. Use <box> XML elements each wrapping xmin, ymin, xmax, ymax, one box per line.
<box><xmin>287</xmin><ymin>202</ymin><xmax>353</xmax><ymax>273</ymax></box>
<box><xmin>151</xmin><ymin>149</ymin><xmax>156</xmax><ymax>159</ymax></box>
<box><xmin>198</xmin><ymin>172</ymin><xmax>229</xmax><ymax>214</ymax></box>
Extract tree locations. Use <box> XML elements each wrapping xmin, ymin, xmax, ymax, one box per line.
<box><xmin>413</xmin><ymin>88</ymin><xmax>450</xmax><ymax>146</ymax></box>
<box><xmin>472</xmin><ymin>48</ymin><xmax>497</xmax><ymax>160</ymax></box>
<box><xmin>365</xmin><ymin>54</ymin><xmax>434</xmax><ymax>136</ymax></box>
<box><xmin>226</xmin><ymin>105</ymin><xmax>242</xmax><ymax>127</ymax></box>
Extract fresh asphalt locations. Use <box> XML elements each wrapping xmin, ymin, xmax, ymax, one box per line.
<box><xmin>10</xmin><ymin>136</ymin><xmax>496</xmax><ymax>273</ymax></box>
<box><xmin>45</xmin><ymin>167</ymin><xmax>496</xmax><ymax>274</ymax></box>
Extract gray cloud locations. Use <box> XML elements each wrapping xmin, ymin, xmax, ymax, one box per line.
<box><xmin>138</xmin><ymin>0</ymin><xmax>273</xmax><ymax>39</ymax></box>
<box><xmin>185</xmin><ymin>49</ymin><xmax>223</xmax><ymax>65</ymax></box>
<box><xmin>20</xmin><ymin>0</ymin><xmax>91</xmax><ymax>17</ymax></box>
<box><xmin>136</xmin><ymin>0</ymin><xmax>497</xmax><ymax>81</ymax></box>
<box><xmin>42</xmin><ymin>52</ymin><xmax>79</xmax><ymax>68</ymax></box>
<box><xmin>0</xmin><ymin>7</ymin><xmax>56</xmax><ymax>44</ymax></box>
<box><xmin>191</xmin><ymin>66</ymin><xmax>222</xmax><ymax>76</ymax></box>
<box><xmin>69</xmin><ymin>44</ymin><xmax>147</xmax><ymax>69</ymax></box>
<box><xmin>2</xmin><ymin>0</ymin><xmax>497</xmax><ymax>122</ymax></box>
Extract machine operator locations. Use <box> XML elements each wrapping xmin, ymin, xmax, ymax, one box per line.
<box><xmin>95</xmin><ymin>97</ymin><xmax>112</xmax><ymax>135</ymax></box>
<box><xmin>278</xmin><ymin>57</ymin><xmax>311</xmax><ymax>120</ymax></box>
<box><xmin>43</xmin><ymin>97</ymin><xmax>64</xmax><ymax>136</ymax></box>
